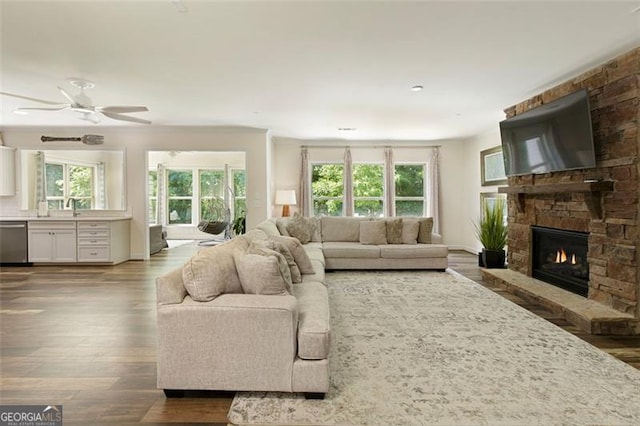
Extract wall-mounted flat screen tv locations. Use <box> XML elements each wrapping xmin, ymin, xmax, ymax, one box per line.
<box><xmin>499</xmin><ymin>89</ymin><xmax>596</xmax><ymax>176</ymax></box>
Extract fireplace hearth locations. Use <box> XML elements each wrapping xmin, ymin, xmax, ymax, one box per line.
<box><xmin>531</xmin><ymin>226</ymin><xmax>589</xmax><ymax>297</ymax></box>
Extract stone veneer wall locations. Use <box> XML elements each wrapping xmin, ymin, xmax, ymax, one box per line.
<box><xmin>505</xmin><ymin>47</ymin><xmax>639</xmax><ymax>317</ymax></box>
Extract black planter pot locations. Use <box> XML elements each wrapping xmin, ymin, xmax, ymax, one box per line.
<box><xmin>478</xmin><ymin>252</ymin><xmax>485</xmax><ymax>267</ymax></box>
<box><xmin>482</xmin><ymin>249</ymin><xmax>505</xmax><ymax>269</ymax></box>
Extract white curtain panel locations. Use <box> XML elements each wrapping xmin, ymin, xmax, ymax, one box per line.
<box><xmin>35</xmin><ymin>151</ymin><xmax>46</xmax><ymax>205</ymax></box>
<box><xmin>96</xmin><ymin>162</ymin><xmax>106</xmax><ymax>209</ymax></box>
<box><xmin>156</xmin><ymin>163</ymin><xmax>166</xmax><ymax>226</ymax></box>
<box><xmin>427</xmin><ymin>147</ymin><xmax>441</xmax><ymax>234</ymax></box>
<box><xmin>343</xmin><ymin>147</ymin><xmax>354</xmax><ymax>216</ymax></box>
<box><xmin>384</xmin><ymin>147</ymin><xmax>395</xmax><ymax>217</ymax></box>
<box><xmin>299</xmin><ymin>148</ymin><xmax>311</xmax><ymax>216</ymax></box>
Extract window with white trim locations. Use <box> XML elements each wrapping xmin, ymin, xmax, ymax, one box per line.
<box><xmin>394</xmin><ymin>163</ymin><xmax>426</xmax><ymax>216</ymax></box>
<box><xmin>353</xmin><ymin>163</ymin><xmax>384</xmax><ymax>217</ymax></box>
<box><xmin>311</xmin><ymin>163</ymin><xmax>344</xmax><ymax>216</ymax></box>
<box><xmin>45</xmin><ymin>161</ymin><xmax>95</xmax><ymax>210</ymax></box>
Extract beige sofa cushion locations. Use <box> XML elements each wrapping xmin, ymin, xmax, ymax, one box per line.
<box><xmin>234</xmin><ymin>251</ymin><xmax>291</xmax><ymax>295</ymax></box>
<box><xmin>246</xmin><ymin>242</ymin><xmax>293</xmax><ymax>293</ymax></box>
<box><xmin>402</xmin><ymin>219</ymin><xmax>419</xmax><ymax>244</ymax></box>
<box><xmin>359</xmin><ymin>221</ymin><xmax>387</xmax><ymax>245</ymax></box>
<box><xmin>321</xmin><ymin>217</ymin><xmax>369</xmax><ymax>242</ymax></box>
<box><xmin>275</xmin><ymin>218</ymin><xmax>291</xmax><ymax>237</ymax></box>
<box><xmin>181</xmin><ymin>237</ymin><xmax>248</xmax><ymax>302</ymax></box>
<box><xmin>255</xmin><ymin>219</ymin><xmax>281</xmax><ymax>236</ymax></box>
<box><xmin>380</xmin><ymin>244</ymin><xmax>448</xmax><ymax>259</ymax></box>
<box><xmin>322</xmin><ymin>242</ymin><xmax>380</xmax><ymax>258</ymax></box>
<box><xmin>293</xmin><ymin>282</ymin><xmax>330</xmax><ymax>360</ymax></box>
<box><xmin>385</xmin><ymin>218</ymin><xmax>403</xmax><ymax>244</ymax></box>
<box><xmin>261</xmin><ymin>239</ymin><xmax>302</xmax><ymax>283</ymax></box>
<box><xmin>301</xmin><ymin>259</ymin><xmax>326</xmax><ymax>284</ymax></box>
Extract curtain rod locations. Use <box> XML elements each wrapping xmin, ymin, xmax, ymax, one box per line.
<box><xmin>300</xmin><ymin>144</ymin><xmax>441</xmax><ymax>149</ymax></box>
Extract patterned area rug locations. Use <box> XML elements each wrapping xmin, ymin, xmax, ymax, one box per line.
<box><xmin>228</xmin><ymin>270</ymin><xmax>640</xmax><ymax>425</ymax></box>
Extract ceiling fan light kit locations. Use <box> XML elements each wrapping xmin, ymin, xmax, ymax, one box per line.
<box><xmin>0</xmin><ymin>79</ymin><xmax>151</xmax><ymax>125</ymax></box>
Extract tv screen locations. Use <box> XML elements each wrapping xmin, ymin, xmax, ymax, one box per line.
<box><xmin>499</xmin><ymin>89</ymin><xmax>596</xmax><ymax>176</ymax></box>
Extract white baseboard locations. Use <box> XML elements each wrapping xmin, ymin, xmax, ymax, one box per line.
<box><xmin>447</xmin><ymin>245</ymin><xmax>478</xmax><ymax>254</ymax></box>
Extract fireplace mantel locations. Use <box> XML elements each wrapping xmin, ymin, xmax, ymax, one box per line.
<box><xmin>498</xmin><ymin>181</ymin><xmax>614</xmax><ymax>219</ymax></box>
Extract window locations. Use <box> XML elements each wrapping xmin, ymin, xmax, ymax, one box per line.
<box><xmin>199</xmin><ymin>170</ymin><xmax>225</xmax><ymax>221</ymax></box>
<box><xmin>167</xmin><ymin>170</ymin><xmax>193</xmax><ymax>224</ymax></box>
<box><xmin>311</xmin><ymin>163</ymin><xmax>344</xmax><ymax>216</ymax></box>
<box><xmin>233</xmin><ymin>169</ymin><xmax>246</xmax><ymax>218</ymax></box>
<box><xmin>45</xmin><ymin>161</ymin><xmax>95</xmax><ymax>210</ymax></box>
<box><xmin>353</xmin><ymin>163</ymin><xmax>384</xmax><ymax>217</ymax></box>
<box><xmin>160</xmin><ymin>167</ymin><xmax>246</xmax><ymax>226</ymax></box>
<box><xmin>395</xmin><ymin>164</ymin><xmax>425</xmax><ymax>216</ymax></box>
<box><xmin>148</xmin><ymin>170</ymin><xmax>157</xmax><ymax>225</ymax></box>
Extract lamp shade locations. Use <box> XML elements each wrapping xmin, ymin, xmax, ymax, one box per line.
<box><xmin>275</xmin><ymin>189</ymin><xmax>297</xmax><ymax>205</ymax></box>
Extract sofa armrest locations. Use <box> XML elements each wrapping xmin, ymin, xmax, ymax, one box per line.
<box><xmin>157</xmin><ymin>294</ymin><xmax>299</xmax><ymax>391</ymax></box>
<box><xmin>431</xmin><ymin>233</ymin><xmax>442</xmax><ymax>244</ymax></box>
<box><xmin>156</xmin><ymin>266</ymin><xmax>187</xmax><ymax>306</ymax></box>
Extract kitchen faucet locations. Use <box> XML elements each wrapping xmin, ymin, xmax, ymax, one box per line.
<box><xmin>66</xmin><ymin>198</ymin><xmax>78</xmax><ymax>216</ymax></box>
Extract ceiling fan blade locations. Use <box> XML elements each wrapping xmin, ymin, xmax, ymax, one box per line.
<box><xmin>102</xmin><ymin>111</ymin><xmax>151</xmax><ymax>125</ymax></box>
<box><xmin>15</xmin><ymin>106</ymin><xmax>69</xmax><ymax>112</ymax></box>
<box><xmin>0</xmin><ymin>91</ymin><xmax>66</xmax><ymax>105</ymax></box>
<box><xmin>57</xmin><ymin>86</ymin><xmax>76</xmax><ymax>104</ymax></box>
<box><xmin>97</xmin><ymin>106</ymin><xmax>148</xmax><ymax>113</ymax></box>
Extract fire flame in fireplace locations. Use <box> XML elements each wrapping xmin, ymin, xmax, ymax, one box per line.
<box><xmin>554</xmin><ymin>249</ymin><xmax>577</xmax><ymax>265</ymax></box>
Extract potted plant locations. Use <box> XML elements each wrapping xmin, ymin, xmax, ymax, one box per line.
<box><xmin>474</xmin><ymin>198</ymin><xmax>508</xmax><ymax>268</ymax></box>
<box><xmin>232</xmin><ymin>210</ymin><xmax>246</xmax><ymax>236</ymax></box>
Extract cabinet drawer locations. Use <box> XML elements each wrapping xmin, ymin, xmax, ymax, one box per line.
<box><xmin>29</xmin><ymin>221</ymin><xmax>76</xmax><ymax>230</ymax></box>
<box><xmin>78</xmin><ymin>229</ymin><xmax>110</xmax><ymax>238</ymax></box>
<box><xmin>78</xmin><ymin>246</ymin><xmax>110</xmax><ymax>261</ymax></box>
<box><xmin>77</xmin><ymin>222</ymin><xmax>109</xmax><ymax>230</ymax></box>
<box><xmin>78</xmin><ymin>237</ymin><xmax>110</xmax><ymax>246</ymax></box>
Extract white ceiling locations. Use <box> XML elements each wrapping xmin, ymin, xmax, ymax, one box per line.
<box><xmin>1</xmin><ymin>1</ymin><xmax>638</xmax><ymax>141</ymax></box>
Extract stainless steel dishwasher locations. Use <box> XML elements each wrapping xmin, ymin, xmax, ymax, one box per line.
<box><xmin>0</xmin><ymin>221</ymin><xmax>29</xmax><ymax>264</ymax></box>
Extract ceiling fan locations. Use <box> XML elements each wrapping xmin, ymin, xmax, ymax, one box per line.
<box><xmin>0</xmin><ymin>79</ymin><xmax>151</xmax><ymax>124</ymax></box>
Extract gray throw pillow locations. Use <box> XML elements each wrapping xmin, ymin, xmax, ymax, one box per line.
<box><xmin>246</xmin><ymin>241</ymin><xmax>293</xmax><ymax>293</ymax></box>
<box><xmin>417</xmin><ymin>217</ymin><xmax>434</xmax><ymax>244</ymax></box>
<box><xmin>233</xmin><ymin>251</ymin><xmax>290</xmax><ymax>295</ymax></box>
<box><xmin>359</xmin><ymin>221</ymin><xmax>387</xmax><ymax>245</ymax></box>
<box><xmin>276</xmin><ymin>218</ymin><xmax>291</xmax><ymax>237</ymax></box>
<box><xmin>285</xmin><ymin>213</ymin><xmax>316</xmax><ymax>244</ymax></box>
<box><xmin>268</xmin><ymin>235</ymin><xmax>315</xmax><ymax>274</ymax></box>
<box><xmin>386</xmin><ymin>218</ymin><xmax>403</xmax><ymax>244</ymax></box>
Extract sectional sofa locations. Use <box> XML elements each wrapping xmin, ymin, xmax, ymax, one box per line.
<box><xmin>155</xmin><ymin>215</ymin><xmax>447</xmax><ymax>398</ymax></box>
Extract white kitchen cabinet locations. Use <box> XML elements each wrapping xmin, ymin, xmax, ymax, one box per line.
<box><xmin>77</xmin><ymin>220</ymin><xmax>130</xmax><ymax>264</ymax></box>
<box><xmin>28</xmin><ymin>221</ymin><xmax>77</xmax><ymax>262</ymax></box>
<box><xmin>0</xmin><ymin>146</ymin><xmax>16</xmax><ymax>196</ymax></box>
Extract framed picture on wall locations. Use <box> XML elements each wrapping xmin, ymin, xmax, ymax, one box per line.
<box><xmin>480</xmin><ymin>146</ymin><xmax>507</xmax><ymax>186</ymax></box>
<box><xmin>480</xmin><ymin>192</ymin><xmax>508</xmax><ymax>225</ymax></box>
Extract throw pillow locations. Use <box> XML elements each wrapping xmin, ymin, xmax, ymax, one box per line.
<box><xmin>286</xmin><ymin>212</ymin><xmax>316</xmax><ymax>244</ymax></box>
<box><xmin>275</xmin><ymin>218</ymin><xmax>291</xmax><ymax>237</ymax></box>
<box><xmin>268</xmin><ymin>235</ymin><xmax>315</xmax><ymax>274</ymax></box>
<box><xmin>256</xmin><ymin>219</ymin><xmax>281</xmax><ymax>236</ymax></box>
<box><xmin>402</xmin><ymin>219</ymin><xmax>419</xmax><ymax>244</ymax></box>
<box><xmin>417</xmin><ymin>217</ymin><xmax>434</xmax><ymax>244</ymax></box>
<box><xmin>386</xmin><ymin>218</ymin><xmax>403</xmax><ymax>244</ymax></box>
<box><xmin>263</xmin><ymin>238</ymin><xmax>302</xmax><ymax>283</ymax></box>
<box><xmin>181</xmin><ymin>237</ymin><xmax>247</xmax><ymax>302</ymax></box>
<box><xmin>233</xmin><ymin>251</ymin><xmax>290</xmax><ymax>295</ymax></box>
<box><xmin>359</xmin><ymin>221</ymin><xmax>387</xmax><ymax>245</ymax></box>
<box><xmin>247</xmin><ymin>241</ymin><xmax>293</xmax><ymax>293</ymax></box>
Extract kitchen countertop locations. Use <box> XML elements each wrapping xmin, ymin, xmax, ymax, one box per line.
<box><xmin>0</xmin><ymin>216</ymin><xmax>132</xmax><ymax>222</ymax></box>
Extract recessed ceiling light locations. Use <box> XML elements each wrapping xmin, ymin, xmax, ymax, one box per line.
<box><xmin>13</xmin><ymin>110</ymin><xmax>28</xmax><ymax>115</ymax></box>
<box><xmin>338</xmin><ymin>127</ymin><xmax>357</xmax><ymax>131</ymax></box>
<box><xmin>411</xmin><ymin>85</ymin><xmax>424</xmax><ymax>92</ymax></box>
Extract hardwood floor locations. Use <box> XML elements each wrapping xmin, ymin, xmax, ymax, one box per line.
<box><xmin>1</xmin><ymin>246</ymin><xmax>639</xmax><ymax>425</ymax></box>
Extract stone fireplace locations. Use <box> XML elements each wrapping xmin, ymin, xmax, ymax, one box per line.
<box><xmin>485</xmin><ymin>47</ymin><xmax>639</xmax><ymax>334</ymax></box>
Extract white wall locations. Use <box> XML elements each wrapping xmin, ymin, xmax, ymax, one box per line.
<box><xmin>459</xmin><ymin>127</ymin><xmax>504</xmax><ymax>253</ymax></box>
<box><xmin>0</xmin><ymin>126</ymin><xmax>270</xmax><ymax>259</ymax></box>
